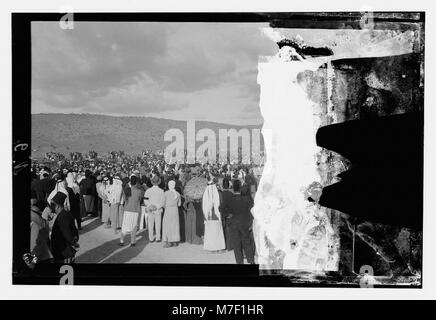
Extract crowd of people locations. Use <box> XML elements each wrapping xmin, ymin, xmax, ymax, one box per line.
<box><xmin>29</xmin><ymin>150</ymin><xmax>264</xmax><ymax>265</ymax></box>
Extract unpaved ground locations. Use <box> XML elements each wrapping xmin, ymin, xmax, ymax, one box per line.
<box><xmin>75</xmin><ymin>217</ymin><xmax>236</xmax><ymax>264</ymax></box>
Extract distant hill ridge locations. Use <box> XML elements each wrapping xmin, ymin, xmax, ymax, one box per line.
<box><xmin>31</xmin><ymin>113</ymin><xmax>262</xmax><ymax>158</ymax></box>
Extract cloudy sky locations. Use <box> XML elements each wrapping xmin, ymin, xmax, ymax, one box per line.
<box><xmin>31</xmin><ymin>22</ymin><xmax>277</xmax><ymax>125</ymax></box>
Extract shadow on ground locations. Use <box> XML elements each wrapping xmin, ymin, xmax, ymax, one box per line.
<box><xmin>76</xmin><ymin>229</ymin><xmax>149</xmax><ymax>263</ymax></box>
<box><xmin>79</xmin><ymin>217</ymin><xmax>104</xmax><ymax>235</ymax></box>
<box><xmin>103</xmin><ymin>230</ymin><xmax>150</xmax><ymax>263</ymax></box>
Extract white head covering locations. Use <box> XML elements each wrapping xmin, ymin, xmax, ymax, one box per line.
<box><xmin>47</xmin><ymin>181</ymin><xmax>70</xmax><ymax>211</ymax></box>
<box><xmin>202</xmin><ymin>183</ymin><xmax>221</xmax><ymax>221</ymax></box>
<box><xmin>77</xmin><ymin>174</ymin><xmax>85</xmax><ymax>183</ymax></box>
<box><xmin>110</xmin><ymin>178</ymin><xmax>123</xmax><ymax>204</ymax></box>
<box><xmin>168</xmin><ymin>180</ymin><xmax>177</xmax><ymax>200</ymax></box>
<box><xmin>66</xmin><ymin>172</ymin><xmax>80</xmax><ymax>195</ymax></box>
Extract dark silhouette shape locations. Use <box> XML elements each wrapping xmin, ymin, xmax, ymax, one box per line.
<box><xmin>316</xmin><ymin>112</ymin><xmax>423</xmax><ymax>230</ymax></box>
<box><xmin>277</xmin><ymin>38</ymin><xmax>334</xmax><ymax>57</ymax></box>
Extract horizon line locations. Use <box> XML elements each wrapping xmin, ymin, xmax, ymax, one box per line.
<box><xmin>31</xmin><ymin>112</ymin><xmax>263</xmax><ymax>127</ymax></box>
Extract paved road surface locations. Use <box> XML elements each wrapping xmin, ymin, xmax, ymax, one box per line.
<box><xmin>75</xmin><ymin>217</ymin><xmax>236</xmax><ymax>264</ymax></box>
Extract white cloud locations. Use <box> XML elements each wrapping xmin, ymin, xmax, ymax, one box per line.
<box><xmin>31</xmin><ymin>21</ymin><xmax>276</xmax><ymax>124</ymax></box>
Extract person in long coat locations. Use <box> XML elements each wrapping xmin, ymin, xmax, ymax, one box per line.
<box><xmin>190</xmin><ymin>199</ymin><xmax>203</xmax><ymax>239</ymax></box>
<box><xmin>219</xmin><ymin>177</ymin><xmax>233</xmax><ymax>250</ymax></box>
<box><xmin>95</xmin><ymin>175</ymin><xmax>103</xmax><ymax>219</ymax></box>
<box><xmin>66</xmin><ymin>172</ymin><xmax>81</xmax><ymax>230</ymax></box>
<box><xmin>78</xmin><ymin>172</ymin><xmax>87</xmax><ymax>219</ymax></box>
<box><xmin>109</xmin><ymin>176</ymin><xmax>124</xmax><ymax>233</ymax></box>
<box><xmin>30</xmin><ymin>200</ymin><xmax>53</xmax><ymax>263</ymax></box>
<box><xmin>138</xmin><ymin>178</ymin><xmax>149</xmax><ymax>231</ymax></box>
<box><xmin>79</xmin><ymin>170</ymin><xmax>96</xmax><ymax>216</ymax></box>
<box><xmin>99</xmin><ymin>176</ymin><xmax>111</xmax><ymax>228</ymax></box>
<box><xmin>241</xmin><ymin>186</ymin><xmax>256</xmax><ymax>261</ymax></box>
<box><xmin>162</xmin><ymin>180</ymin><xmax>181</xmax><ymax>247</ymax></box>
<box><xmin>50</xmin><ymin>192</ymin><xmax>79</xmax><ymax>263</ymax></box>
<box><xmin>219</xmin><ymin>179</ymin><xmax>255</xmax><ymax>264</ymax></box>
<box><xmin>183</xmin><ymin>196</ymin><xmax>203</xmax><ymax>245</ymax></box>
<box><xmin>174</xmin><ymin>175</ymin><xmax>185</xmax><ymax>243</ymax></box>
<box><xmin>184</xmin><ymin>167</ymin><xmax>205</xmax><ymax>241</ymax></box>
<box><xmin>202</xmin><ymin>179</ymin><xmax>226</xmax><ymax>252</ymax></box>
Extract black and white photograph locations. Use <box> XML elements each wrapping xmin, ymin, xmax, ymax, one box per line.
<box><xmin>4</xmin><ymin>0</ymin><xmax>436</xmax><ymax>303</ymax></box>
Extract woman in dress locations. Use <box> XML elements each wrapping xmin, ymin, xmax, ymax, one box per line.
<box><xmin>162</xmin><ymin>180</ymin><xmax>181</xmax><ymax>248</ymax></box>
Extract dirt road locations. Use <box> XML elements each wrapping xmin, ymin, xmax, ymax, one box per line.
<box><xmin>75</xmin><ymin>217</ymin><xmax>236</xmax><ymax>264</ymax></box>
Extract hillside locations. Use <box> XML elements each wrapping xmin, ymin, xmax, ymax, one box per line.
<box><xmin>31</xmin><ymin>113</ymin><xmax>262</xmax><ymax>158</ymax></box>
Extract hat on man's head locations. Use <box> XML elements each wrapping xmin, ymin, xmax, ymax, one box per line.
<box><xmin>51</xmin><ymin>192</ymin><xmax>66</xmax><ymax>206</ymax></box>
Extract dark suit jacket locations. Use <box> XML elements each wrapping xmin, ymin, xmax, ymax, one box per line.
<box><xmin>219</xmin><ymin>190</ymin><xmax>233</xmax><ymax>221</ymax></box>
<box><xmin>66</xmin><ymin>187</ymin><xmax>81</xmax><ymax>217</ymax></box>
<box><xmin>80</xmin><ymin>178</ymin><xmax>96</xmax><ymax>196</ymax></box>
<box><xmin>219</xmin><ymin>193</ymin><xmax>253</xmax><ymax>227</ymax></box>
<box><xmin>31</xmin><ymin>178</ymin><xmax>55</xmax><ymax>202</ymax></box>
<box><xmin>51</xmin><ymin>210</ymin><xmax>79</xmax><ymax>260</ymax></box>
